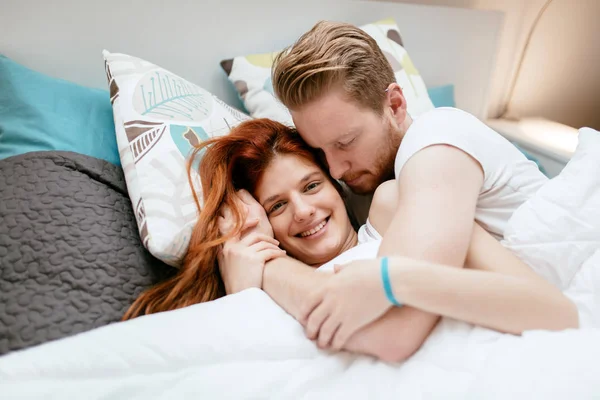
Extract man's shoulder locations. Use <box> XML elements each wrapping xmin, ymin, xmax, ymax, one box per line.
<box><xmin>407</xmin><ymin>107</ymin><xmax>487</xmax><ymax>137</ymax></box>
<box><xmin>395</xmin><ymin>108</ymin><xmax>506</xmax><ymax>180</ymax></box>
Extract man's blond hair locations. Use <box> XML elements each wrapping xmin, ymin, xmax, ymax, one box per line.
<box><xmin>272</xmin><ymin>21</ymin><xmax>395</xmax><ymax>115</ymax></box>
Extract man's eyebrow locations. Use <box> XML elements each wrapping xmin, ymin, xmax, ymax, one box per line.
<box><xmin>261</xmin><ymin>171</ymin><xmax>322</xmax><ymax>207</ymax></box>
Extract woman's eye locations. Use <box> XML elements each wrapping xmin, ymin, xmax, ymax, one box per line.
<box><xmin>269</xmin><ymin>202</ymin><xmax>284</xmax><ymax>214</ymax></box>
<box><xmin>305</xmin><ymin>182</ymin><xmax>321</xmax><ymax>191</ymax></box>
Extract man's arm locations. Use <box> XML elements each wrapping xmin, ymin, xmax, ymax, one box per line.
<box><xmin>346</xmin><ymin>144</ymin><xmax>484</xmax><ymax>361</ymax></box>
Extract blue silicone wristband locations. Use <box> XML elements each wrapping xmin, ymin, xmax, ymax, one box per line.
<box><xmin>380</xmin><ymin>257</ymin><xmax>402</xmax><ymax>307</ymax></box>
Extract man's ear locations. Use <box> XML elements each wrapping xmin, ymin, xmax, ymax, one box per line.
<box><xmin>386</xmin><ymin>83</ymin><xmax>408</xmax><ymax>122</ymax></box>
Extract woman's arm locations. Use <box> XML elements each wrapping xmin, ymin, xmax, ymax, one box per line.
<box><xmin>262</xmin><ymin>256</ymin><xmax>331</xmax><ymax>317</ymax></box>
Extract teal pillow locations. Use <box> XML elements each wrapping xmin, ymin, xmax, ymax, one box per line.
<box><xmin>0</xmin><ymin>55</ymin><xmax>119</xmax><ymax>165</ymax></box>
<box><xmin>427</xmin><ymin>84</ymin><xmax>456</xmax><ymax>108</ymax></box>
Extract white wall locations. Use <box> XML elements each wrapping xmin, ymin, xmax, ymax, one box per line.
<box><xmin>0</xmin><ymin>0</ymin><xmax>502</xmax><ymax>121</ymax></box>
<box><xmin>376</xmin><ymin>0</ymin><xmax>600</xmax><ymax>130</ymax></box>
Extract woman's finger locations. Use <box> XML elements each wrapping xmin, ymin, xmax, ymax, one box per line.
<box><xmin>317</xmin><ymin>314</ymin><xmax>341</xmax><ymax>349</ymax></box>
<box><xmin>241</xmin><ymin>232</ymin><xmax>279</xmax><ymax>247</ymax></box>
<box><xmin>259</xmin><ymin>248</ymin><xmax>287</xmax><ymax>263</ymax></box>
<box><xmin>217</xmin><ymin>215</ymin><xmax>229</xmax><ymax>234</ymax></box>
<box><xmin>237</xmin><ymin>189</ymin><xmax>256</xmax><ymax>205</ymax></box>
<box><xmin>305</xmin><ymin>301</ymin><xmax>331</xmax><ymax>341</ymax></box>
<box><xmin>220</xmin><ymin>204</ymin><xmax>232</xmax><ymax>219</ymax></box>
<box><xmin>219</xmin><ymin>216</ymin><xmax>241</xmax><ymax>239</ymax></box>
<box><xmin>250</xmin><ymin>241</ymin><xmax>282</xmax><ymax>253</ymax></box>
<box><xmin>242</xmin><ymin>217</ymin><xmax>260</xmax><ymax>231</ymax></box>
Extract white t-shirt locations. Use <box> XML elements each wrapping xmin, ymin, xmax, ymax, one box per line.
<box><xmin>357</xmin><ymin>218</ymin><xmax>382</xmax><ymax>244</ymax></box>
<box><xmin>393</xmin><ymin>107</ymin><xmax>548</xmax><ymax>239</ymax></box>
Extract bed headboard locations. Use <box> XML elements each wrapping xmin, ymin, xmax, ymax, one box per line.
<box><xmin>0</xmin><ymin>0</ymin><xmax>502</xmax><ymax>120</ymax></box>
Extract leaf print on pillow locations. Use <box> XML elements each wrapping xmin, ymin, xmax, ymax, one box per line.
<box><xmin>170</xmin><ymin>124</ymin><xmax>209</xmax><ymax>163</ymax></box>
<box><xmin>124</xmin><ymin>120</ymin><xmax>166</xmax><ymax>163</ymax></box>
<box><xmin>133</xmin><ymin>70</ymin><xmax>213</xmax><ymax>122</ymax></box>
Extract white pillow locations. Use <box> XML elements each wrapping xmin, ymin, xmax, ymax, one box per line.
<box><xmin>103</xmin><ymin>50</ymin><xmax>251</xmax><ymax>267</ymax></box>
<box><xmin>220</xmin><ymin>19</ymin><xmax>435</xmax><ymax>124</ymax></box>
<box><xmin>502</xmin><ymin>127</ymin><xmax>600</xmax><ymax>289</ymax></box>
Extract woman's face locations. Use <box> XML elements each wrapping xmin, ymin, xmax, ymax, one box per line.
<box><xmin>254</xmin><ymin>154</ymin><xmax>356</xmax><ymax>266</ymax></box>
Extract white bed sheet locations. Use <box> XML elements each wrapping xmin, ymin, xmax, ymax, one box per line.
<box><xmin>0</xmin><ymin>281</ymin><xmax>598</xmax><ymax>399</ymax></box>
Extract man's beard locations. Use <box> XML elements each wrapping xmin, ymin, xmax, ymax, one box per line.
<box><xmin>343</xmin><ymin>122</ymin><xmax>401</xmax><ymax>195</ymax></box>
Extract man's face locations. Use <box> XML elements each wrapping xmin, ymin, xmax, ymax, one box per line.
<box><xmin>291</xmin><ymin>88</ymin><xmax>403</xmax><ymax>195</ymax></box>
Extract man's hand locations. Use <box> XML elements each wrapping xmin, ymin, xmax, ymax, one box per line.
<box><xmin>301</xmin><ymin>259</ymin><xmax>392</xmax><ymax>350</ymax></box>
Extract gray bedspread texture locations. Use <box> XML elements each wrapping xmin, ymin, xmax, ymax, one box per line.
<box><xmin>0</xmin><ymin>151</ymin><xmax>172</xmax><ymax>356</ymax></box>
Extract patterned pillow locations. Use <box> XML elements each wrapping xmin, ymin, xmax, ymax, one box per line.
<box><xmin>103</xmin><ymin>50</ymin><xmax>250</xmax><ymax>267</ymax></box>
<box><xmin>220</xmin><ymin>19</ymin><xmax>434</xmax><ymax>124</ymax></box>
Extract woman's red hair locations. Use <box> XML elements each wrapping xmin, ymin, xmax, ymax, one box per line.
<box><xmin>123</xmin><ymin>118</ymin><xmax>336</xmax><ymax>319</ymax></box>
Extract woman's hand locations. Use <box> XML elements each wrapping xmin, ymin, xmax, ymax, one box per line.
<box><xmin>218</xmin><ymin>228</ymin><xmax>286</xmax><ymax>294</ymax></box>
<box><xmin>301</xmin><ymin>258</ymin><xmax>393</xmax><ymax>351</ymax></box>
<box><xmin>238</xmin><ymin>189</ymin><xmax>274</xmax><ymax>238</ymax></box>
<box><xmin>218</xmin><ymin>190</ymin><xmax>285</xmax><ymax>294</ymax></box>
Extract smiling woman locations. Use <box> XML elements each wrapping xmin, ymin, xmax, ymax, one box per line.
<box><xmin>255</xmin><ymin>153</ymin><xmax>357</xmax><ymax>266</ymax></box>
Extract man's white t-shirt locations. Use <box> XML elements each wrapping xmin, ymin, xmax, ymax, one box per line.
<box><xmin>352</xmin><ymin>107</ymin><xmax>548</xmax><ymax>242</ymax></box>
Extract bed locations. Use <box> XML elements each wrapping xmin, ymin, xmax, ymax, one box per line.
<box><xmin>1</xmin><ymin>0</ymin><xmax>600</xmax><ymax>398</ymax></box>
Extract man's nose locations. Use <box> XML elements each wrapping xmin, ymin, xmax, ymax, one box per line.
<box><xmin>324</xmin><ymin>150</ymin><xmax>350</xmax><ymax>180</ymax></box>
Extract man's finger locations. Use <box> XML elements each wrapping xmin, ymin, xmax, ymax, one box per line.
<box><xmin>299</xmin><ymin>289</ymin><xmax>323</xmax><ymax>326</ymax></box>
<box><xmin>305</xmin><ymin>301</ymin><xmax>330</xmax><ymax>341</ymax></box>
<box><xmin>317</xmin><ymin>315</ymin><xmax>340</xmax><ymax>349</ymax></box>
<box><xmin>331</xmin><ymin>324</ymin><xmax>352</xmax><ymax>352</ymax></box>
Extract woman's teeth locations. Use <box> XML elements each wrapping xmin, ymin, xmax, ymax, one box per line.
<box><xmin>299</xmin><ymin>219</ymin><xmax>327</xmax><ymax>237</ymax></box>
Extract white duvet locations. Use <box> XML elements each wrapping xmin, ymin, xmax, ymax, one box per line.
<box><xmin>1</xmin><ymin>128</ymin><xmax>600</xmax><ymax>399</ymax></box>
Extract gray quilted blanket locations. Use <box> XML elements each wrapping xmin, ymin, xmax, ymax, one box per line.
<box><xmin>0</xmin><ymin>151</ymin><xmax>172</xmax><ymax>355</ymax></box>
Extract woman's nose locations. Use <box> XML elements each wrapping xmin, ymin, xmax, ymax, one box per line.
<box><xmin>293</xmin><ymin>197</ymin><xmax>316</xmax><ymax>222</ymax></box>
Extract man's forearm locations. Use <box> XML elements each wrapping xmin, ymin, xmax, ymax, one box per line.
<box><xmin>262</xmin><ymin>257</ymin><xmax>329</xmax><ymax>320</ymax></box>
